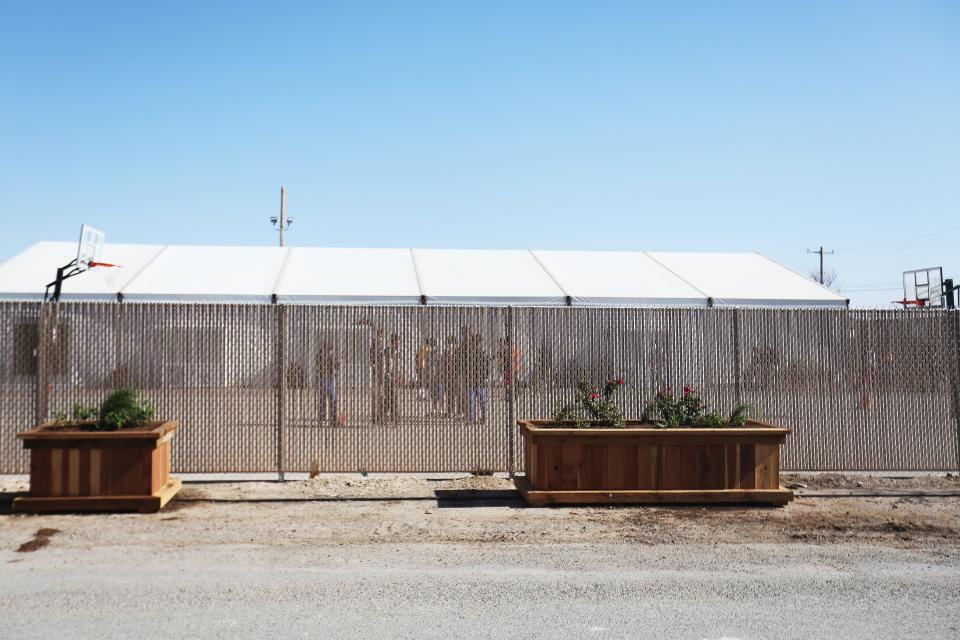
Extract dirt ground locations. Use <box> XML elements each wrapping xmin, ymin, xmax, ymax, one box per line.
<box><xmin>780</xmin><ymin>471</ymin><xmax>960</xmax><ymax>491</ymax></box>
<box><xmin>2</xmin><ymin>472</ymin><xmax>959</xmax><ymax>550</ymax></box>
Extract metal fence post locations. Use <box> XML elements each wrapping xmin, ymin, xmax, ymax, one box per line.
<box><xmin>505</xmin><ymin>306</ymin><xmax>517</xmax><ymax>476</ymax></box>
<box><xmin>34</xmin><ymin>304</ymin><xmax>51</xmax><ymax>425</ymax></box>
<box><xmin>276</xmin><ymin>304</ymin><xmax>287</xmax><ymax>481</ymax></box>
<box><xmin>951</xmin><ymin>311</ymin><xmax>960</xmax><ymax>472</ymax></box>
<box><xmin>732</xmin><ymin>309</ymin><xmax>742</xmax><ymax>403</ymax></box>
<box><xmin>114</xmin><ymin>301</ymin><xmax>124</xmax><ymax>386</ymax></box>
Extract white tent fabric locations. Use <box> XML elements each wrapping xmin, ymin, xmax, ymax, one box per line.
<box><xmin>121</xmin><ymin>245</ymin><xmax>289</xmax><ymax>303</ymax></box>
<box><xmin>647</xmin><ymin>252</ymin><xmax>844</xmax><ymax>307</ymax></box>
<box><xmin>275</xmin><ymin>247</ymin><xmax>421</xmax><ymax>304</ymax></box>
<box><xmin>0</xmin><ymin>241</ymin><xmax>164</xmax><ymax>301</ymax></box>
<box><xmin>0</xmin><ymin>241</ymin><xmax>847</xmax><ymax>307</ymax></box>
<box><xmin>412</xmin><ymin>249</ymin><xmax>566</xmax><ymax>305</ymax></box>
<box><xmin>531</xmin><ymin>250</ymin><xmax>709</xmax><ymax>306</ymax></box>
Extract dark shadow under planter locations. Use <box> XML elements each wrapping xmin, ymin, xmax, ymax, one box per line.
<box><xmin>516</xmin><ymin>419</ymin><xmax>794</xmax><ymax>506</ymax></box>
<box><xmin>13</xmin><ymin>420</ymin><xmax>181</xmax><ymax>514</ymax></box>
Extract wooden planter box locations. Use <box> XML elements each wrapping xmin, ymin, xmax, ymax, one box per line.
<box><xmin>516</xmin><ymin>419</ymin><xmax>793</xmax><ymax>506</ymax></box>
<box><xmin>13</xmin><ymin>421</ymin><xmax>181</xmax><ymax>514</ymax></box>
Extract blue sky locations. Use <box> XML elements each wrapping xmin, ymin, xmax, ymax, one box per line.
<box><xmin>1</xmin><ymin>2</ymin><xmax>957</xmax><ymax>306</ymax></box>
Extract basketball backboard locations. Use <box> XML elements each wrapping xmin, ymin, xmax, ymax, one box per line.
<box><xmin>902</xmin><ymin>267</ymin><xmax>944</xmax><ymax>308</ymax></box>
<box><xmin>77</xmin><ymin>224</ymin><xmax>105</xmax><ymax>271</ymax></box>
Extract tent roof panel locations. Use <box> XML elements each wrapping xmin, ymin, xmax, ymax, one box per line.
<box><xmin>532</xmin><ymin>250</ymin><xmax>709</xmax><ymax>306</ymax></box>
<box><xmin>0</xmin><ymin>241</ymin><xmax>163</xmax><ymax>301</ymax></box>
<box><xmin>647</xmin><ymin>252</ymin><xmax>847</xmax><ymax>306</ymax></box>
<box><xmin>413</xmin><ymin>249</ymin><xmax>566</xmax><ymax>304</ymax></box>
<box><xmin>121</xmin><ymin>245</ymin><xmax>288</xmax><ymax>302</ymax></box>
<box><xmin>274</xmin><ymin>247</ymin><xmax>422</xmax><ymax>304</ymax></box>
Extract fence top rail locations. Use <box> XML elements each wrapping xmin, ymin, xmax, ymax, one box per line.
<box><xmin>5</xmin><ymin>300</ymin><xmax>958</xmax><ymax>314</ymax></box>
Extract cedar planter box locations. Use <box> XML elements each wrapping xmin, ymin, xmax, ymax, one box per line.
<box><xmin>13</xmin><ymin>421</ymin><xmax>181</xmax><ymax>514</ymax></box>
<box><xmin>516</xmin><ymin>419</ymin><xmax>793</xmax><ymax>506</ymax></box>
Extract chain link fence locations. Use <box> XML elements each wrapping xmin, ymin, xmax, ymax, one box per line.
<box><xmin>1</xmin><ymin>302</ymin><xmax>958</xmax><ymax>473</ymax></box>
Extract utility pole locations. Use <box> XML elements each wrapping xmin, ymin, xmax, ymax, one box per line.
<box><xmin>270</xmin><ymin>186</ymin><xmax>292</xmax><ymax>247</ymax></box>
<box><xmin>279</xmin><ymin>186</ymin><xmax>286</xmax><ymax>247</ymax></box>
<box><xmin>807</xmin><ymin>246</ymin><xmax>834</xmax><ymax>284</ymax></box>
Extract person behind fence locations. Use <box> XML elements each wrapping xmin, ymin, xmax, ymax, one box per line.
<box><xmin>464</xmin><ymin>332</ymin><xmax>490</xmax><ymax>423</ymax></box>
<box><xmin>496</xmin><ymin>336</ymin><xmax>519</xmax><ymax>389</ymax></box>
<box><xmin>369</xmin><ymin>329</ymin><xmax>385</xmax><ymax>422</ymax></box>
<box><xmin>415</xmin><ymin>338</ymin><xmax>432</xmax><ymax>400</ymax></box>
<box><xmin>422</xmin><ymin>337</ymin><xmax>443</xmax><ymax>414</ymax></box>
<box><xmin>440</xmin><ymin>335</ymin><xmax>461</xmax><ymax>417</ymax></box>
<box><xmin>382</xmin><ymin>333</ymin><xmax>403</xmax><ymax>423</ymax></box>
<box><xmin>316</xmin><ymin>338</ymin><xmax>341</xmax><ymax>426</ymax></box>
<box><xmin>536</xmin><ymin>337</ymin><xmax>554</xmax><ymax>389</ymax></box>
<box><xmin>455</xmin><ymin>327</ymin><xmax>473</xmax><ymax>417</ymax></box>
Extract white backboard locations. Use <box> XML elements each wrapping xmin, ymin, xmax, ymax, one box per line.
<box><xmin>77</xmin><ymin>224</ymin><xmax>105</xmax><ymax>270</ymax></box>
<box><xmin>903</xmin><ymin>266</ymin><xmax>943</xmax><ymax>308</ymax></box>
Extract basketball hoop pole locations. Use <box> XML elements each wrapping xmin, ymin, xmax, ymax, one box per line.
<box><xmin>44</xmin><ymin>223</ymin><xmax>116</xmax><ymax>303</ymax></box>
<box><xmin>44</xmin><ymin>259</ymin><xmax>82</xmax><ymax>303</ymax></box>
<box><xmin>945</xmin><ymin>278</ymin><xmax>958</xmax><ymax>310</ymax></box>
<box><xmin>44</xmin><ymin>259</ymin><xmax>120</xmax><ymax>302</ymax></box>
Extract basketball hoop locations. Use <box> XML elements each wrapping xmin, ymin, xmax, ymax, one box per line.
<box><xmin>44</xmin><ymin>224</ymin><xmax>118</xmax><ymax>302</ymax></box>
<box><xmin>899</xmin><ymin>267</ymin><xmax>944</xmax><ymax>310</ymax></box>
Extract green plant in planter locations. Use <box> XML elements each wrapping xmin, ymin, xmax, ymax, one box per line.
<box><xmin>98</xmin><ymin>388</ymin><xmax>155</xmax><ymax>431</ymax></box>
<box><xmin>554</xmin><ymin>378</ymin><xmax>625</xmax><ymax>428</ymax></box>
<box><xmin>641</xmin><ymin>385</ymin><xmax>751</xmax><ymax>428</ymax></box>
<box><xmin>50</xmin><ymin>389</ymin><xmax>154</xmax><ymax>430</ymax></box>
<box><xmin>52</xmin><ymin>403</ymin><xmax>98</xmax><ymax>423</ymax></box>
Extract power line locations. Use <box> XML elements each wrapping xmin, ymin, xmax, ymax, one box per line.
<box><xmin>840</xmin><ymin>281</ymin><xmax>901</xmax><ymax>288</ymax></box>
<box><xmin>839</xmin><ymin>287</ymin><xmax>901</xmax><ymax>293</ymax></box>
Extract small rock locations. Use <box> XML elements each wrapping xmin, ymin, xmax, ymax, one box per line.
<box><xmin>855</xmin><ymin>481</ymin><xmax>864</xmax><ymax>487</ymax></box>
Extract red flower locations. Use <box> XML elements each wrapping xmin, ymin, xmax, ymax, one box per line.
<box><xmin>683</xmin><ymin>385</ymin><xmax>692</xmax><ymax>395</ymax></box>
<box><xmin>617</xmin><ymin>377</ymin><xmax>623</xmax><ymax>385</ymax></box>
<box><xmin>591</xmin><ymin>392</ymin><xmax>599</xmax><ymax>400</ymax></box>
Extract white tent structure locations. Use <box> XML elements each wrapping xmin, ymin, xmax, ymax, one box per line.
<box><xmin>0</xmin><ymin>241</ymin><xmax>847</xmax><ymax>307</ymax></box>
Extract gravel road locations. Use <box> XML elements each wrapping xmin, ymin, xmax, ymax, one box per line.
<box><xmin>1</xmin><ymin>473</ymin><xmax>959</xmax><ymax>639</ymax></box>
<box><xmin>2</xmin><ymin>540</ymin><xmax>958</xmax><ymax>639</ymax></box>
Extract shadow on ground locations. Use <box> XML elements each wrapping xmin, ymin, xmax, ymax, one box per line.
<box><xmin>433</xmin><ymin>489</ymin><xmax>527</xmax><ymax>508</ymax></box>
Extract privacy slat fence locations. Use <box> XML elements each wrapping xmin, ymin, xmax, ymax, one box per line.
<box><xmin>1</xmin><ymin>302</ymin><xmax>958</xmax><ymax>474</ymax></box>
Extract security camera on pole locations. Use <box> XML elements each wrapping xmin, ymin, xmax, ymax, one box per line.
<box><xmin>270</xmin><ymin>186</ymin><xmax>293</xmax><ymax>247</ymax></box>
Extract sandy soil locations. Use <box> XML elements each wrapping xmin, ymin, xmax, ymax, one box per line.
<box><xmin>781</xmin><ymin>471</ymin><xmax>960</xmax><ymax>491</ymax></box>
<box><xmin>1</xmin><ymin>472</ymin><xmax>959</xmax><ymax>551</ymax></box>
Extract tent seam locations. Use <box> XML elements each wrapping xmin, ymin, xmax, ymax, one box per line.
<box><xmin>409</xmin><ymin>248</ymin><xmax>427</xmax><ymax>304</ymax></box>
<box><xmin>118</xmin><ymin>244</ymin><xmax>169</xmax><ymax>297</ymax></box>
<box><xmin>643</xmin><ymin>252</ymin><xmax>711</xmax><ymax>300</ymax></box>
<box><xmin>528</xmin><ymin>250</ymin><xmax>571</xmax><ymax>302</ymax></box>
<box><xmin>271</xmin><ymin>246</ymin><xmax>295</xmax><ymax>301</ymax></box>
